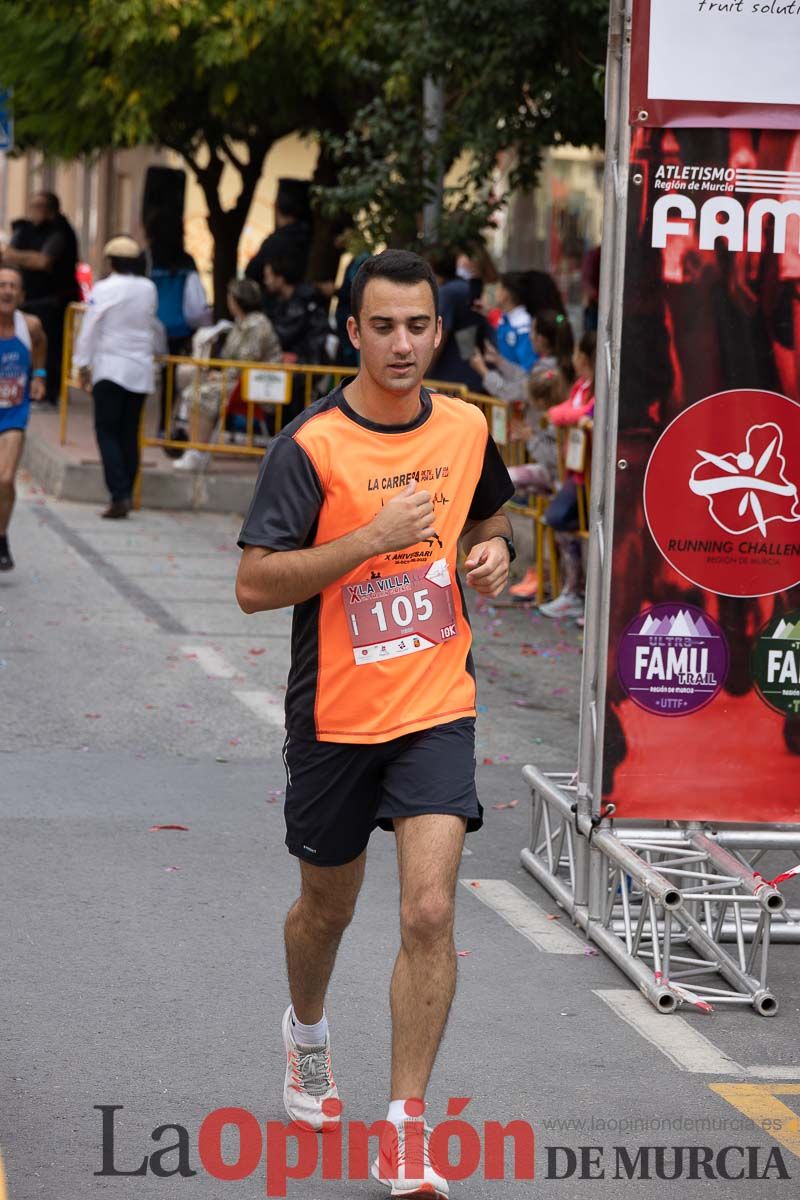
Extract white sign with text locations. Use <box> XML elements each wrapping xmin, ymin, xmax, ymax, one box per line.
<box><xmin>648</xmin><ymin>0</ymin><xmax>798</xmax><ymax>107</ymax></box>
<box><xmin>243</xmin><ymin>368</ymin><xmax>290</xmax><ymax>405</ymax></box>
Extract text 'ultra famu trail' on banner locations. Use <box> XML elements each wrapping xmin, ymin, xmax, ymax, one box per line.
<box><xmin>602</xmin><ymin>4</ymin><xmax>800</xmax><ymax>820</ymax></box>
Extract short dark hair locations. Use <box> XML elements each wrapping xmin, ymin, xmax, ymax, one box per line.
<box><xmin>499</xmin><ymin>271</ymin><xmax>525</xmax><ymax>309</ymax></box>
<box><xmin>426</xmin><ymin>246</ymin><xmax>456</xmax><ymax>281</ymax></box>
<box><xmin>110</xmin><ymin>255</ymin><xmax>145</xmax><ymax>276</ymax></box>
<box><xmin>267</xmin><ymin>255</ymin><xmax>303</xmax><ymax>287</ymax></box>
<box><xmin>228</xmin><ymin>277</ymin><xmax>263</xmax><ymax>313</ymax></box>
<box><xmin>34</xmin><ymin>191</ymin><xmax>60</xmax><ymax>217</ymax></box>
<box><xmin>351</xmin><ymin>250</ymin><xmax>439</xmax><ymax>324</ymax></box>
<box><xmin>578</xmin><ymin>330</ymin><xmax>597</xmax><ymax>364</ymax></box>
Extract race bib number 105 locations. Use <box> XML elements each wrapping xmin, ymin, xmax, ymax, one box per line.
<box><xmin>342</xmin><ymin>558</ymin><xmax>459</xmax><ymax>665</ymax></box>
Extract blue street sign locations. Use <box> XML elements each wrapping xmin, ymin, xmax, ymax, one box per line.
<box><xmin>0</xmin><ymin>88</ymin><xmax>14</xmax><ymax>153</ymax></box>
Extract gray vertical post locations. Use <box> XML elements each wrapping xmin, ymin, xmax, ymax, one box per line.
<box><xmin>573</xmin><ymin>0</ymin><xmax>634</xmax><ymax>917</ymax></box>
<box><xmin>422</xmin><ymin>77</ymin><xmax>445</xmax><ymax>243</ymax></box>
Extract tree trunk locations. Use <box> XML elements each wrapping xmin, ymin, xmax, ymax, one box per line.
<box><xmin>306</xmin><ymin>140</ymin><xmax>345</xmax><ymax>285</ymax></box>
<box><xmin>207</xmin><ymin>211</ymin><xmax>241</xmax><ymax>319</ymax></box>
<box><xmin>182</xmin><ymin>137</ymin><xmax>272</xmax><ymax>318</ymax></box>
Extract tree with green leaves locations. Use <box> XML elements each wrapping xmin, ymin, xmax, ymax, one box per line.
<box><xmin>323</xmin><ymin>0</ymin><xmax>608</xmax><ymax>250</ymax></box>
<box><xmin>0</xmin><ymin>0</ymin><xmax>608</xmax><ymax>305</ymax></box>
<box><xmin>0</xmin><ymin>0</ymin><xmax>374</xmax><ymax>305</ymax></box>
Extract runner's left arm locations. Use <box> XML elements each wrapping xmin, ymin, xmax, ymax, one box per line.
<box><xmin>461</xmin><ymin>511</ymin><xmax>512</xmax><ymax>597</ymax></box>
<box><xmin>25</xmin><ymin>315</ymin><xmax>47</xmax><ymax>402</ymax></box>
<box><xmin>459</xmin><ymin>428</ymin><xmax>515</xmax><ymax>597</ymax></box>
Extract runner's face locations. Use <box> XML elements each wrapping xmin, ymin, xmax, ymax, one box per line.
<box><xmin>0</xmin><ymin>270</ymin><xmax>22</xmax><ymax>314</ymax></box>
<box><xmin>348</xmin><ymin>279</ymin><xmax>441</xmax><ymax>396</ymax></box>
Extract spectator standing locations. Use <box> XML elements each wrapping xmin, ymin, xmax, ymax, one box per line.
<box><xmin>175</xmin><ymin>279</ymin><xmax>281</xmax><ymax>473</ymax></box>
<box><xmin>2</xmin><ymin>192</ymin><xmax>80</xmax><ymax>407</ymax></box>
<box><xmin>73</xmin><ymin>237</ymin><xmax>158</xmax><ymax>519</ymax></box>
<box><xmin>427</xmin><ymin>247</ymin><xmax>484</xmax><ymax>392</ymax></box>
<box><xmin>245</xmin><ymin>179</ymin><xmax>313</xmax><ymax>315</ymax></box>
<box><xmin>333</xmin><ymin>237</ymin><xmax>369</xmax><ymax>368</ymax></box>
<box><xmin>495</xmin><ymin>272</ymin><xmax>536</xmax><ymax>372</ymax></box>
<box><xmin>144</xmin><ymin>211</ymin><xmax>210</xmax><ymax>440</ymax></box>
<box><xmin>264</xmin><ymin>257</ymin><xmax>330</xmax><ymax>422</ymax></box>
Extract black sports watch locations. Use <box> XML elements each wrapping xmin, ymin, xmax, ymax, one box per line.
<box><xmin>493</xmin><ymin>534</ymin><xmax>517</xmax><ymax>563</ymax></box>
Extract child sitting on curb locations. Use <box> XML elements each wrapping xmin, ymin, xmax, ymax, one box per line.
<box><xmin>539</xmin><ymin>331</ymin><xmax>597</xmax><ymax>620</ymax></box>
<box><xmin>506</xmin><ymin>367</ymin><xmax>565</xmax><ymax>600</ymax></box>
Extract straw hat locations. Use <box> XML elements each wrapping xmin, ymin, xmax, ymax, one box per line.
<box><xmin>102</xmin><ymin>234</ymin><xmax>141</xmax><ymax>258</ymax></box>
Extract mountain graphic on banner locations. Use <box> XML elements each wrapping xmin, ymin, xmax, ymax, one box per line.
<box><xmin>771</xmin><ymin>618</ymin><xmax>800</xmax><ymax>641</ymax></box>
<box><xmin>637</xmin><ymin>610</ymin><xmax>713</xmax><ymax>639</ymax></box>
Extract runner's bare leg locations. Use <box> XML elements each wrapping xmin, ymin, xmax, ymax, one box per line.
<box><xmin>391</xmin><ymin>813</ymin><xmax>466</xmax><ymax>1100</ymax></box>
<box><xmin>284</xmin><ymin>851</ymin><xmax>367</xmax><ymax>1024</ymax></box>
<box><xmin>0</xmin><ymin>431</ymin><xmax>24</xmax><ymax>535</ymax></box>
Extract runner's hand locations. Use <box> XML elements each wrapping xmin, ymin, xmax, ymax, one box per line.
<box><xmin>464</xmin><ymin>538</ymin><xmax>510</xmax><ymax>597</ymax></box>
<box><xmin>367</xmin><ymin>480</ymin><xmax>436</xmax><ymax>553</ymax></box>
<box><xmin>30</xmin><ymin>376</ymin><xmax>46</xmax><ymax>402</ymax></box>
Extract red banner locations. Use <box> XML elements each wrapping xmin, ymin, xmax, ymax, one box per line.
<box><xmin>602</xmin><ymin>126</ymin><xmax>800</xmax><ymax>821</ymax></box>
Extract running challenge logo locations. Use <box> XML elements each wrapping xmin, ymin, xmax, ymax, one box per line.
<box><xmin>651</xmin><ymin>165</ymin><xmax>800</xmax><ymax>253</ymax></box>
<box><xmin>644</xmin><ymin>390</ymin><xmax>800</xmax><ymax>597</ymax></box>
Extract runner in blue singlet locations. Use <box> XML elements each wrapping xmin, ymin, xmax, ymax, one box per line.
<box><xmin>0</xmin><ymin>266</ymin><xmax>47</xmax><ymax>571</ymax></box>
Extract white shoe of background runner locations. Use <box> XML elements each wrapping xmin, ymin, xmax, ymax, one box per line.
<box><xmin>539</xmin><ymin>590</ymin><xmax>585</xmax><ymax>619</ymax></box>
<box><xmin>281</xmin><ymin>1005</ymin><xmax>338</xmax><ymax>1130</ymax></box>
<box><xmin>173</xmin><ymin>449</ymin><xmax>211</xmax><ymax>472</ymax></box>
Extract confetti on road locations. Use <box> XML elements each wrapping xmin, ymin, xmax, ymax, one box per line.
<box><xmin>584</xmin><ymin>946</ymin><xmax>600</xmax><ymax>956</ymax></box>
<box><xmin>84</xmin><ymin>713</ymin><xmax>101</xmax><ymax>719</ymax></box>
<box><xmin>491</xmin><ymin>799</ymin><xmax>519</xmax><ymax>810</ymax></box>
<box><xmin>249</xmin><ymin>648</ymin><xmax>266</xmax><ymax>656</ymax></box>
<box><xmin>148</xmin><ymin>824</ymin><xmax>189</xmax><ymax>832</ymax></box>
<box><xmin>457</xmin><ymin>950</ymin><xmax>472</xmax><ymax>958</ymax></box>
<box><xmin>163</xmin><ymin>866</ymin><xmax>181</xmax><ymax>872</ymax></box>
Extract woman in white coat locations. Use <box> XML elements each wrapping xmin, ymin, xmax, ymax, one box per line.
<box><xmin>74</xmin><ymin>235</ymin><xmax>158</xmax><ymax>518</ymax></box>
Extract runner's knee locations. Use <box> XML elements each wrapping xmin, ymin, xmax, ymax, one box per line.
<box><xmin>299</xmin><ymin>889</ymin><xmax>357</xmax><ymax>936</ymax></box>
<box><xmin>0</xmin><ymin>477</ymin><xmax>14</xmax><ymax>497</ymax></box>
<box><xmin>400</xmin><ymin>893</ymin><xmax>454</xmax><ymax>946</ymax></box>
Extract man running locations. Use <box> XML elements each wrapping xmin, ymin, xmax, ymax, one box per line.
<box><xmin>236</xmin><ymin>249</ymin><xmax>515</xmax><ymax>1199</ymax></box>
<box><xmin>0</xmin><ymin>267</ymin><xmax>47</xmax><ymax>571</ymax></box>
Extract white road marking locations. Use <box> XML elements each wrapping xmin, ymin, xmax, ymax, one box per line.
<box><xmin>747</xmin><ymin>1065</ymin><xmax>800</xmax><ymax>1080</ymax></box>
<box><xmin>594</xmin><ymin>989</ymin><xmax>746</xmax><ymax>1075</ymax></box>
<box><xmin>461</xmin><ymin>879</ymin><xmax>586</xmax><ymax>955</ymax></box>
<box><xmin>181</xmin><ymin>645</ymin><xmax>237</xmax><ymax>678</ymax></box>
<box><xmin>234</xmin><ymin>689</ymin><xmax>285</xmax><ymax>727</ymax></box>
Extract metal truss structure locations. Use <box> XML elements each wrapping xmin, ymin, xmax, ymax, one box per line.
<box><xmin>520</xmin><ymin>766</ymin><xmax>800</xmax><ymax>1016</ymax></box>
<box><xmin>519</xmin><ymin>1</ymin><xmax>800</xmax><ymax>1019</ymax></box>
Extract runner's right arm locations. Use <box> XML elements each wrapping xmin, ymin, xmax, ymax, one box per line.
<box><xmin>236</xmin><ymin>480</ymin><xmax>434</xmax><ymax>613</ymax></box>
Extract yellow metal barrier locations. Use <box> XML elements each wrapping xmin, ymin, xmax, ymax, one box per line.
<box><xmin>57</xmin><ymin>301</ymin><xmax>519</xmax><ymax>463</ymax></box>
<box><xmin>58</xmin><ymin>300</ymin><xmax>588</xmax><ymax>594</ymax></box>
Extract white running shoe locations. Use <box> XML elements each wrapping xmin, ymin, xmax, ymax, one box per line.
<box><xmin>539</xmin><ymin>590</ymin><xmax>585</xmax><ymax>620</ymax></box>
<box><xmin>281</xmin><ymin>1005</ymin><xmax>339</xmax><ymax>1131</ymax></box>
<box><xmin>371</xmin><ymin>1120</ymin><xmax>449</xmax><ymax>1198</ymax></box>
<box><xmin>173</xmin><ymin>449</ymin><xmax>211</xmax><ymax>472</ymax></box>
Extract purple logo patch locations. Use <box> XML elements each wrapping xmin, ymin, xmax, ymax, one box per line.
<box><xmin>616</xmin><ymin>604</ymin><xmax>729</xmax><ymax>717</ymax></box>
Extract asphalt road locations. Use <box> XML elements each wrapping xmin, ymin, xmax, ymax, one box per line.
<box><xmin>1</xmin><ymin>477</ymin><xmax>798</xmax><ymax>1199</ymax></box>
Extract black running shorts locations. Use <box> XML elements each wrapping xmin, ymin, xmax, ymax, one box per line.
<box><xmin>282</xmin><ymin>717</ymin><xmax>483</xmax><ymax>866</ymax></box>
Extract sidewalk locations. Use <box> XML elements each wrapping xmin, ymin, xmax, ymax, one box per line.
<box><xmin>22</xmin><ymin>389</ymin><xmax>262</xmax><ymax>513</ymax></box>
